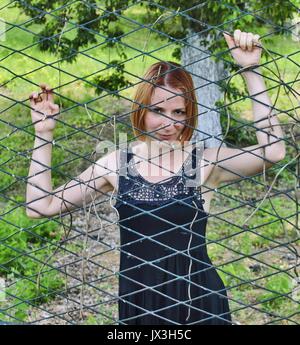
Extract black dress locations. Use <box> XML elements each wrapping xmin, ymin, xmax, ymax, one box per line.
<box><xmin>114</xmin><ymin>143</ymin><xmax>232</xmax><ymax>325</ymax></box>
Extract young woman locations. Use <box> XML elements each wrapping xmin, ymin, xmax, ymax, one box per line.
<box><xmin>26</xmin><ymin>30</ymin><xmax>286</xmax><ymax>325</ymax></box>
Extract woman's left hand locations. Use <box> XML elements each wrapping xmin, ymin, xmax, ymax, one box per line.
<box><xmin>223</xmin><ymin>29</ymin><xmax>262</xmax><ymax>68</ymax></box>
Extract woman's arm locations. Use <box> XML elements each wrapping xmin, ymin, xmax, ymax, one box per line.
<box><xmin>242</xmin><ymin>65</ymin><xmax>285</xmax><ymax>162</ymax></box>
<box><xmin>206</xmin><ymin>30</ymin><xmax>286</xmax><ymax>185</ymax></box>
<box><xmin>26</xmin><ymin>130</ymin><xmax>55</xmax><ymax>217</ymax></box>
<box><xmin>26</xmin><ymin>84</ymin><xmax>115</xmax><ymax>218</ymax></box>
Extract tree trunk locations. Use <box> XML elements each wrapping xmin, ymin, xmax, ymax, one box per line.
<box><xmin>181</xmin><ymin>33</ymin><xmax>227</xmax><ymax>148</ymax></box>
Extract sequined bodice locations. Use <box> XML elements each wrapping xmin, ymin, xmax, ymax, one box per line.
<box><xmin>114</xmin><ymin>142</ymin><xmax>205</xmax><ymax>208</ymax></box>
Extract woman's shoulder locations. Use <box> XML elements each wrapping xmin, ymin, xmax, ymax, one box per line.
<box><xmin>95</xmin><ymin>141</ymin><xmax>142</xmax><ymax>175</ymax></box>
<box><xmin>93</xmin><ymin>147</ymin><xmax>119</xmax><ymax>178</ymax></box>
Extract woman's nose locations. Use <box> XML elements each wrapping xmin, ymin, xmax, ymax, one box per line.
<box><xmin>161</xmin><ymin>114</ymin><xmax>176</xmax><ymax>127</ymax></box>
<box><xmin>161</xmin><ymin>116</ymin><xmax>183</xmax><ymax>130</ymax></box>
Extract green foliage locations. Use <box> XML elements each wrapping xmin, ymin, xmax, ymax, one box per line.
<box><xmin>0</xmin><ymin>103</ymin><xmax>102</xmax><ymax>193</ymax></box>
<box><xmin>143</xmin><ymin>0</ymin><xmax>297</xmax><ymax>51</ymax></box>
<box><xmin>238</xmin><ymin>232</ymin><xmax>252</xmax><ymax>256</ymax></box>
<box><xmin>0</xmin><ymin>202</ymin><xmax>61</xmax><ymax>275</ymax></box>
<box><xmin>249</xmin><ymin>197</ymin><xmax>294</xmax><ymax>248</ymax></box>
<box><xmin>83</xmin><ymin>302</ymin><xmax>118</xmax><ymax>325</ymax></box>
<box><xmin>91</xmin><ymin>60</ymin><xmax>133</xmax><ymax>97</ymax></box>
<box><xmin>6</xmin><ymin>269</ymin><xmax>63</xmax><ymax>319</ymax></box>
<box><xmin>218</xmin><ymin>262</ymin><xmax>251</xmax><ymax>291</ymax></box>
<box><xmin>257</xmin><ymin>273</ymin><xmax>293</xmax><ymax>312</ymax></box>
<box><xmin>0</xmin><ymin>202</ymin><xmax>64</xmax><ymax>321</ymax></box>
<box><xmin>217</xmin><ymin>99</ymin><xmax>258</xmax><ymax>147</ymax></box>
<box><xmin>15</xmin><ymin>1</ymin><xmax>298</xmax><ymax>98</ymax></box>
<box><xmin>16</xmin><ymin>0</ymin><xmax>100</xmax><ymax>63</ymax></box>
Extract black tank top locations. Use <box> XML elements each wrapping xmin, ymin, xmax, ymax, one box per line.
<box><xmin>114</xmin><ymin>142</ymin><xmax>232</xmax><ymax>325</ymax></box>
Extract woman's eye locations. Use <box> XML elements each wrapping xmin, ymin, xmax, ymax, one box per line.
<box><xmin>151</xmin><ymin>108</ymin><xmax>186</xmax><ymax>116</ymax></box>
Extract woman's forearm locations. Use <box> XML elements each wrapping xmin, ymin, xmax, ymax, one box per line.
<box><xmin>26</xmin><ymin>131</ymin><xmax>54</xmax><ymax>217</ymax></box>
<box><xmin>243</xmin><ymin>68</ymin><xmax>286</xmax><ymax>160</ymax></box>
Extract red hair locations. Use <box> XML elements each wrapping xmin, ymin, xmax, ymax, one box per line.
<box><xmin>130</xmin><ymin>61</ymin><xmax>198</xmax><ymax>145</ymax></box>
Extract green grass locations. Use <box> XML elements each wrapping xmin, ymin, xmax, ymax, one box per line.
<box><xmin>207</xmin><ymin>179</ymin><xmax>299</xmax><ymax>324</ymax></box>
<box><xmin>0</xmin><ymin>201</ymin><xmax>64</xmax><ymax>322</ymax></box>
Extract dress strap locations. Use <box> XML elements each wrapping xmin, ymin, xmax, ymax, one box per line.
<box><xmin>117</xmin><ymin>146</ymin><xmax>129</xmax><ymax>197</ymax></box>
<box><xmin>182</xmin><ymin>141</ymin><xmax>204</xmax><ymax>188</ymax></box>
<box><xmin>118</xmin><ymin>146</ymin><xmax>133</xmax><ymax>177</ymax></box>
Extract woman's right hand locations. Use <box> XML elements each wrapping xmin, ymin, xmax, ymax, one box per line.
<box><xmin>29</xmin><ymin>83</ymin><xmax>60</xmax><ymax>133</ymax></box>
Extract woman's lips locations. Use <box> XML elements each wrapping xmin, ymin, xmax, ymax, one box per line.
<box><xmin>158</xmin><ymin>134</ymin><xmax>174</xmax><ymax>140</ymax></box>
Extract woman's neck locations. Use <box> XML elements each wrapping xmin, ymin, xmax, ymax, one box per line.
<box><xmin>137</xmin><ymin>139</ymin><xmax>187</xmax><ymax>164</ymax></box>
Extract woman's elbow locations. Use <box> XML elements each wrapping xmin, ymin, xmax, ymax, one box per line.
<box><xmin>26</xmin><ymin>208</ymin><xmax>43</xmax><ymax>219</ymax></box>
<box><xmin>275</xmin><ymin>146</ymin><xmax>286</xmax><ymax>162</ymax></box>
<box><xmin>268</xmin><ymin>147</ymin><xmax>286</xmax><ymax>163</ymax></box>
<box><xmin>26</xmin><ymin>205</ymin><xmax>51</xmax><ymax>218</ymax></box>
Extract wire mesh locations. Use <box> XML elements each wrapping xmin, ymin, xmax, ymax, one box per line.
<box><xmin>0</xmin><ymin>0</ymin><xmax>299</xmax><ymax>325</ymax></box>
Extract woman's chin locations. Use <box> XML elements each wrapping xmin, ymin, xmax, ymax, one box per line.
<box><xmin>158</xmin><ymin>137</ymin><xmax>181</xmax><ymax>148</ymax></box>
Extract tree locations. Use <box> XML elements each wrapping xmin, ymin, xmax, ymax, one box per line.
<box><xmin>16</xmin><ymin>0</ymin><xmax>298</xmax><ymax>147</ymax></box>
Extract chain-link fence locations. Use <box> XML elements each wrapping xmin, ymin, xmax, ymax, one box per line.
<box><xmin>0</xmin><ymin>0</ymin><xmax>299</xmax><ymax>325</ymax></box>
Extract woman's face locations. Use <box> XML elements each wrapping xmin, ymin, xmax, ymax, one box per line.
<box><xmin>144</xmin><ymin>86</ymin><xmax>187</xmax><ymax>144</ymax></box>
